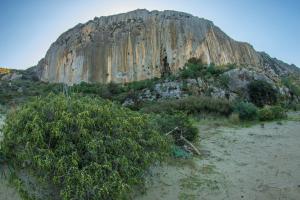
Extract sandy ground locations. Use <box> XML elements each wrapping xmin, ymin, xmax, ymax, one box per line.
<box><xmin>1</xmin><ymin>113</ymin><xmax>300</xmax><ymax>200</ymax></box>
<box><xmin>136</xmin><ymin>115</ymin><xmax>300</xmax><ymax>200</ymax></box>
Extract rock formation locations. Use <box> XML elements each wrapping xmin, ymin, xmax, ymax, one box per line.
<box><xmin>36</xmin><ymin>9</ymin><xmax>299</xmax><ymax>85</ymax></box>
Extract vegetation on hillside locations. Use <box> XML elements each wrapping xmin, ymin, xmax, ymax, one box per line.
<box><xmin>140</xmin><ymin>96</ymin><xmax>232</xmax><ymax>116</ymax></box>
<box><xmin>248</xmin><ymin>80</ymin><xmax>278</xmax><ymax>107</ymax></box>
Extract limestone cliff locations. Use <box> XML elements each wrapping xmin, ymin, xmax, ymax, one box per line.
<box><xmin>36</xmin><ymin>9</ymin><xmax>298</xmax><ymax>84</ymax></box>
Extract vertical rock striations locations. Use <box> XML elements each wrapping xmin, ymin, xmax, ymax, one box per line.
<box><xmin>37</xmin><ymin>9</ymin><xmax>298</xmax><ymax>85</ymax></box>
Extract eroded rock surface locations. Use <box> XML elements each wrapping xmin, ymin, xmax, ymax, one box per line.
<box><xmin>36</xmin><ymin>9</ymin><xmax>299</xmax><ymax>85</ymax></box>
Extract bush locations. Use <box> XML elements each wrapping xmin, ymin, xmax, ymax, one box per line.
<box><xmin>149</xmin><ymin>112</ymin><xmax>198</xmax><ymax>145</ymax></box>
<box><xmin>234</xmin><ymin>101</ymin><xmax>258</xmax><ymax>120</ymax></box>
<box><xmin>258</xmin><ymin>106</ymin><xmax>287</xmax><ymax>121</ymax></box>
<box><xmin>71</xmin><ymin>82</ymin><xmax>123</xmax><ymax>99</ymax></box>
<box><xmin>282</xmin><ymin>77</ymin><xmax>300</xmax><ymax>97</ymax></box>
<box><xmin>284</xmin><ymin>102</ymin><xmax>300</xmax><ymax>111</ymax></box>
<box><xmin>1</xmin><ymin>94</ymin><xmax>170</xmax><ymax>200</ymax></box>
<box><xmin>248</xmin><ymin>80</ymin><xmax>278</xmax><ymax>107</ymax></box>
<box><xmin>141</xmin><ymin>96</ymin><xmax>233</xmax><ymax>116</ymax></box>
<box><xmin>218</xmin><ymin>74</ymin><xmax>230</xmax><ymax>88</ymax></box>
<box><xmin>229</xmin><ymin>113</ymin><xmax>240</xmax><ymax>124</ymax></box>
<box><xmin>179</xmin><ymin>59</ymin><xmax>235</xmax><ymax>81</ymax></box>
<box><xmin>258</xmin><ymin>107</ymin><xmax>273</xmax><ymax>121</ymax></box>
<box><xmin>125</xmin><ymin>78</ymin><xmax>159</xmax><ymax>91</ymax></box>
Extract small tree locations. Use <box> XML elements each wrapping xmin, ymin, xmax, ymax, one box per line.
<box><xmin>248</xmin><ymin>80</ymin><xmax>278</xmax><ymax>107</ymax></box>
<box><xmin>234</xmin><ymin>101</ymin><xmax>258</xmax><ymax>120</ymax></box>
<box><xmin>180</xmin><ymin>60</ymin><xmax>206</xmax><ymax>88</ymax></box>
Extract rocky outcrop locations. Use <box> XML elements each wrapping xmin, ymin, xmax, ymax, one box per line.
<box><xmin>1</xmin><ymin>72</ymin><xmax>22</xmax><ymax>81</ymax></box>
<box><xmin>224</xmin><ymin>68</ymin><xmax>274</xmax><ymax>94</ymax></box>
<box><xmin>36</xmin><ymin>9</ymin><xmax>299</xmax><ymax>85</ymax></box>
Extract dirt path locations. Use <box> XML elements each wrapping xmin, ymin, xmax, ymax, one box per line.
<box><xmin>136</xmin><ymin>117</ymin><xmax>300</xmax><ymax>200</ymax></box>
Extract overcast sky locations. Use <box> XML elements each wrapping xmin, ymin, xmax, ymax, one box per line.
<box><xmin>1</xmin><ymin>0</ymin><xmax>299</xmax><ymax>69</ymax></box>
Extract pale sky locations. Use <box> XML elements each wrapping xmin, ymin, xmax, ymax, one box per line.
<box><xmin>1</xmin><ymin>0</ymin><xmax>299</xmax><ymax>69</ymax></box>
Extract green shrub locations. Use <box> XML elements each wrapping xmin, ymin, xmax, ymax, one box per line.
<box><xmin>125</xmin><ymin>78</ymin><xmax>159</xmax><ymax>91</ymax></box>
<box><xmin>71</xmin><ymin>82</ymin><xmax>118</xmax><ymax>99</ymax></box>
<box><xmin>141</xmin><ymin>96</ymin><xmax>233</xmax><ymax>116</ymax></box>
<box><xmin>1</xmin><ymin>94</ymin><xmax>170</xmax><ymax>200</ymax></box>
<box><xmin>258</xmin><ymin>107</ymin><xmax>273</xmax><ymax>121</ymax></box>
<box><xmin>258</xmin><ymin>106</ymin><xmax>287</xmax><ymax>121</ymax></box>
<box><xmin>282</xmin><ymin>77</ymin><xmax>300</xmax><ymax>97</ymax></box>
<box><xmin>248</xmin><ymin>80</ymin><xmax>278</xmax><ymax>107</ymax></box>
<box><xmin>179</xmin><ymin>62</ymin><xmax>205</xmax><ymax>87</ymax></box>
<box><xmin>179</xmin><ymin>59</ymin><xmax>235</xmax><ymax>82</ymax></box>
<box><xmin>218</xmin><ymin>74</ymin><xmax>230</xmax><ymax>88</ymax></box>
<box><xmin>234</xmin><ymin>102</ymin><xmax>258</xmax><ymax>120</ymax></box>
<box><xmin>149</xmin><ymin>112</ymin><xmax>198</xmax><ymax>145</ymax></box>
<box><xmin>229</xmin><ymin>113</ymin><xmax>240</xmax><ymax>124</ymax></box>
<box><xmin>284</xmin><ymin>102</ymin><xmax>300</xmax><ymax>111</ymax></box>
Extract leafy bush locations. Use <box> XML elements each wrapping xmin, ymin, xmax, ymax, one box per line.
<box><xmin>258</xmin><ymin>107</ymin><xmax>273</xmax><ymax>121</ymax></box>
<box><xmin>248</xmin><ymin>80</ymin><xmax>278</xmax><ymax>107</ymax></box>
<box><xmin>180</xmin><ymin>62</ymin><xmax>205</xmax><ymax>79</ymax></box>
<box><xmin>284</xmin><ymin>102</ymin><xmax>300</xmax><ymax>111</ymax></box>
<box><xmin>229</xmin><ymin>113</ymin><xmax>240</xmax><ymax>124</ymax></box>
<box><xmin>141</xmin><ymin>96</ymin><xmax>233</xmax><ymax>116</ymax></box>
<box><xmin>1</xmin><ymin>94</ymin><xmax>170</xmax><ymax>200</ymax></box>
<box><xmin>125</xmin><ymin>78</ymin><xmax>159</xmax><ymax>91</ymax></box>
<box><xmin>271</xmin><ymin>106</ymin><xmax>287</xmax><ymax>119</ymax></box>
<box><xmin>234</xmin><ymin>101</ymin><xmax>258</xmax><ymax>120</ymax></box>
<box><xmin>149</xmin><ymin>112</ymin><xmax>198</xmax><ymax>145</ymax></box>
<box><xmin>282</xmin><ymin>77</ymin><xmax>300</xmax><ymax>97</ymax></box>
<box><xmin>71</xmin><ymin>82</ymin><xmax>124</xmax><ymax>99</ymax></box>
<box><xmin>258</xmin><ymin>106</ymin><xmax>287</xmax><ymax>121</ymax></box>
<box><xmin>179</xmin><ymin>59</ymin><xmax>235</xmax><ymax>81</ymax></box>
<box><xmin>218</xmin><ymin>74</ymin><xmax>230</xmax><ymax>88</ymax></box>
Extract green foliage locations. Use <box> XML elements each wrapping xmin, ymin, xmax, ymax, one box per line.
<box><xmin>125</xmin><ymin>78</ymin><xmax>159</xmax><ymax>91</ymax></box>
<box><xmin>141</xmin><ymin>96</ymin><xmax>233</xmax><ymax>116</ymax></box>
<box><xmin>149</xmin><ymin>112</ymin><xmax>198</xmax><ymax>145</ymax></box>
<box><xmin>284</xmin><ymin>102</ymin><xmax>300</xmax><ymax>111</ymax></box>
<box><xmin>179</xmin><ymin>59</ymin><xmax>236</xmax><ymax>81</ymax></box>
<box><xmin>248</xmin><ymin>80</ymin><xmax>278</xmax><ymax>107</ymax></box>
<box><xmin>71</xmin><ymin>82</ymin><xmax>125</xmax><ymax>99</ymax></box>
<box><xmin>282</xmin><ymin>77</ymin><xmax>300</xmax><ymax>97</ymax></box>
<box><xmin>218</xmin><ymin>74</ymin><xmax>230</xmax><ymax>88</ymax></box>
<box><xmin>258</xmin><ymin>106</ymin><xmax>287</xmax><ymax>121</ymax></box>
<box><xmin>179</xmin><ymin>62</ymin><xmax>205</xmax><ymax>80</ymax></box>
<box><xmin>234</xmin><ymin>101</ymin><xmax>258</xmax><ymax>121</ymax></box>
<box><xmin>0</xmin><ymin>79</ymin><xmax>63</xmax><ymax>106</ymax></box>
<box><xmin>1</xmin><ymin>94</ymin><xmax>170</xmax><ymax>200</ymax></box>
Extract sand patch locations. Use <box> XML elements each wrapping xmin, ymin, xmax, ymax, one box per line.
<box><xmin>136</xmin><ymin>115</ymin><xmax>300</xmax><ymax>200</ymax></box>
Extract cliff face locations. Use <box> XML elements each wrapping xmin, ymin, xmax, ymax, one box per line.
<box><xmin>37</xmin><ymin>9</ymin><xmax>298</xmax><ymax>85</ymax></box>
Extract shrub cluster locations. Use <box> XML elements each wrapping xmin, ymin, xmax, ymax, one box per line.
<box><xmin>258</xmin><ymin>106</ymin><xmax>287</xmax><ymax>121</ymax></box>
<box><xmin>233</xmin><ymin>101</ymin><xmax>258</xmax><ymax>121</ymax></box>
<box><xmin>141</xmin><ymin>96</ymin><xmax>233</xmax><ymax>116</ymax></box>
<box><xmin>71</xmin><ymin>82</ymin><xmax>124</xmax><ymax>99</ymax></box>
<box><xmin>149</xmin><ymin>112</ymin><xmax>198</xmax><ymax>145</ymax></box>
<box><xmin>282</xmin><ymin>77</ymin><xmax>300</xmax><ymax>97</ymax></box>
<box><xmin>248</xmin><ymin>80</ymin><xmax>278</xmax><ymax>107</ymax></box>
<box><xmin>179</xmin><ymin>58</ymin><xmax>236</xmax><ymax>81</ymax></box>
<box><xmin>1</xmin><ymin>94</ymin><xmax>170</xmax><ymax>200</ymax></box>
